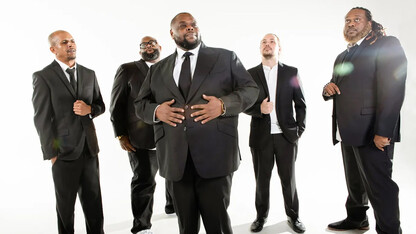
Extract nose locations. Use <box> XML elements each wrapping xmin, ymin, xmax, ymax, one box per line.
<box><xmin>347</xmin><ymin>21</ymin><xmax>356</xmax><ymax>28</ymax></box>
<box><xmin>186</xmin><ymin>26</ymin><xmax>194</xmax><ymax>31</ymax></box>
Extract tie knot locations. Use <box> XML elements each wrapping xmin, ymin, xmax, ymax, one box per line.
<box><xmin>66</xmin><ymin>68</ymin><xmax>75</xmax><ymax>75</ymax></box>
<box><xmin>183</xmin><ymin>52</ymin><xmax>193</xmax><ymax>59</ymax></box>
<box><xmin>347</xmin><ymin>43</ymin><xmax>358</xmax><ymax>52</ymax></box>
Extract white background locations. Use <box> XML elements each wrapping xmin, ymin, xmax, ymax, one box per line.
<box><xmin>0</xmin><ymin>0</ymin><xmax>415</xmax><ymax>233</ymax></box>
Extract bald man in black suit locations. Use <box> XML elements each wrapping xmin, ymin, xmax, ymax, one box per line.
<box><xmin>32</xmin><ymin>30</ymin><xmax>105</xmax><ymax>234</ymax></box>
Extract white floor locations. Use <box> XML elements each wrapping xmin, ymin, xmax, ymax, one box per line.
<box><xmin>2</xmin><ymin>113</ymin><xmax>414</xmax><ymax>234</ymax></box>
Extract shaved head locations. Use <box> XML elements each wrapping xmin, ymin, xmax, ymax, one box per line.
<box><xmin>170</xmin><ymin>12</ymin><xmax>193</xmax><ymax>28</ymax></box>
<box><xmin>48</xmin><ymin>30</ymin><xmax>69</xmax><ymax>46</ymax></box>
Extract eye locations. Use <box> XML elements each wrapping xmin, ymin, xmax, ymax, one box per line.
<box><xmin>354</xmin><ymin>18</ymin><xmax>361</xmax><ymax>23</ymax></box>
<box><xmin>179</xmin><ymin>24</ymin><xmax>187</xmax><ymax>29</ymax></box>
<box><xmin>345</xmin><ymin>19</ymin><xmax>351</xmax><ymax>24</ymax></box>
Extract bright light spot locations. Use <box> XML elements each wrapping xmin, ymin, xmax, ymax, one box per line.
<box><xmin>334</xmin><ymin>62</ymin><xmax>354</xmax><ymax>76</ymax></box>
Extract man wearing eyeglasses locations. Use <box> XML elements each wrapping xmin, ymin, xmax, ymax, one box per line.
<box><xmin>110</xmin><ymin>36</ymin><xmax>174</xmax><ymax>234</ymax></box>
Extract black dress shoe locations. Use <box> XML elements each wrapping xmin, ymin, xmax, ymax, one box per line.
<box><xmin>164</xmin><ymin>205</ymin><xmax>175</xmax><ymax>214</ymax></box>
<box><xmin>250</xmin><ymin>217</ymin><xmax>267</xmax><ymax>232</ymax></box>
<box><xmin>328</xmin><ymin>217</ymin><xmax>369</xmax><ymax>230</ymax></box>
<box><xmin>288</xmin><ymin>217</ymin><xmax>305</xmax><ymax>233</ymax></box>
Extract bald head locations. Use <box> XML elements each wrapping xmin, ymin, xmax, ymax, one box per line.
<box><xmin>170</xmin><ymin>12</ymin><xmax>194</xmax><ymax>28</ymax></box>
<box><xmin>48</xmin><ymin>30</ymin><xmax>70</xmax><ymax>46</ymax></box>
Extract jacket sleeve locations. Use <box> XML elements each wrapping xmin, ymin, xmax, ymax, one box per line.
<box><xmin>220</xmin><ymin>51</ymin><xmax>259</xmax><ymax>116</ymax></box>
<box><xmin>243</xmin><ymin>68</ymin><xmax>263</xmax><ymax>118</ymax></box>
<box><xmin>293</xmin><ymin>72</ymin><xmax>307</xmax><ymax>135</ymax></box>
<box><xmin>374</xmin><ymin>37</ymin><xmax>407</xmax><ymax>138</ymax></box>
<box><xmin>32</xmin><ymin>72</ymin><xmax>57</xmax><ymax>160</ymax></box>
<box><xmin>110</xmin><ymin>65</ymin><xmax>129</xmax><ymax>137</ymax></box>
<box><xmin>135</xmin><ymin>65</ymin><xmax>159</xmax><ymax>125</ymax></box>
<box><xmin>323</xmin><ymin>55</ymin><xmax>342</xmax><ymax>101</ymax></box>
<box><xmin>90</xmin><ymin>71</ymin><xmax>105</xmax><ymax>118</ymax></box>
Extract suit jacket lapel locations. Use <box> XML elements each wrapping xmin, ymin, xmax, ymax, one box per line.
<box><xmin>336</xmin><ymin>39</ymin><xmax>370</xmax><ymax>84</ymax></box>
<box><xmin>135</xmin><ymin>59</ymin><xmax>148</xmax><ymax>77</ymax></box>
<box><xmin>350</xmin><ymin>38</ymin><xmax>370</xmax><ymax>61</ymax></box>
<box><xmin>256</xmin><ymin>63</ymin><xmax>270</xmax><ymax>99</ymax></box>
<box><xmin>76</xmin><ymin>64</ymin><xmax>87</xmax><ymax>99</ymax></box>
<box><xmin>51</xmin><ymin>60</ymin><xmax>77</xmax><ymax>98</ymax></box>
<box><xmin>188</xmin><ymin>43</ymin><xmax>217</xmax><ymax>101</ymax></box>
<box><xmin>161</xmin><ymin>53</ymin><xmax>185</xmax><ymax>103</ymax></box>
<box><xmin>275</xmin><ymin>63</ymin><xmax>285</xmax><ymax>110</ymax></box>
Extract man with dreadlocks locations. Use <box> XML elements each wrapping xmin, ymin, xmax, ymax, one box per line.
<box><xmin>323</xmin><ymin>7</ymin><xmax>407</xmax><ymax>234</ymax></box>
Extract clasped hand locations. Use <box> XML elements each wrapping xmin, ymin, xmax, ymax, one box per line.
<box><xmin>73</xmin><ymin>100</ymin><xmax>91</xmax><ymax>116</ymax></box>
<box><xmin>261</xmin><ymin>97</ymin><xmax>273</xmax><ymax>114</ymax></box>
<box><xmin>156</xmin><ymin>94</ymin><xmax>222</xmax><ymax>127</ymax></box>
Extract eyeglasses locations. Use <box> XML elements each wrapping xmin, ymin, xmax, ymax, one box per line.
<box><xmin>140</xmin><ymin>40</ymin><xmax>158</xmax><ymax>49</ymax></box>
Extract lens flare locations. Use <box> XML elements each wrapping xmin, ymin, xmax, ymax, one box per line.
<box><xmin>334</xmin><ymin>62</ymin><xmax>354</xmax><ymax>76</ymax></box>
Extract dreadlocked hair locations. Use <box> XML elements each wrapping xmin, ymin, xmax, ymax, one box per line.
<box><xmin>352</xmin><ymin>7</ymin><xmax>386</xmax><ymax>45</ymax></box>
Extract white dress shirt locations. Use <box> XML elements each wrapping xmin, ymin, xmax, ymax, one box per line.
<box><xmin>173</xmin><ymin>44</ymin><xmax>201</xmax><ymax>85</ymax></box>
<box><xmin>55</xmin><ymin>59</ymin><xmax>77</xmax><ymax>82</ymax></box>
<box><xmin>263</xmin><ymin>63</ymin><xmax>282</xmax><ymax>134</ymax></box>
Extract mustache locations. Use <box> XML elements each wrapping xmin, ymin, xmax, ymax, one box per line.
<box><xmin>185</xmin><ymin>32</ymin><xmax>197</xmax><ymax>37</ymax></box>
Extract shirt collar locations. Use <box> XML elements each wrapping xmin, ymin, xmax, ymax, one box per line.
<box><xmin>55</xmin><ymin>59</ymin><xmax>77</xmax><ymax>71</ymax></box>
<box><xmin>262</xmin><ymin>62</ymin><xmax>279</xmax><ymax>70</ymax></box>
<box><xmin>176</xmin><ymin>43</ymin><xmax>201</xmax><ymax>59</ymax></box>
<box><xmin>347</xmin><ymin>32</ymin><xmax>369</xmax><ymax>48</ymax></box>
<box><xmin>145</xmin><ymin>61</ymin><xmax>154</xmax><ymax>68</ymax></box>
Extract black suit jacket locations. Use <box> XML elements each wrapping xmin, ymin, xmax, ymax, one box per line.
<box><xmin>135</xmin><ymin>43</ymin><xmax>259</xmax><ymax>181</ymax></box>
<box><xmin>32</xmin><ymin>60</ymin><xmax>105</xmax><ymax>160</ymax></box>
<box><xmin>245</xmin><ymin>63</ymin><xmax>306</xmax><ymax>147</ymax></box>
<box><xmin>110</xmin><ymin>59</ymin><xmax>155</xmax><ymax>149</ymax></box>
<box><xmin>324</xmin><ymin>36</ymin><xmax>407</xmax><ymax>146</ymax></box>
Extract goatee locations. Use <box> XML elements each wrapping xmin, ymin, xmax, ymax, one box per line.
<box><xmin>142</xmin><ymin>49</ymin><xmax>160</xmax><ymax>61</ymax></box>
<box><xmin>174</xmin><ymin>35</ymin><xmax>201</xmax><ymax>50</ymax></box>
<box><xmin>262</xmin><ymin>53</ymin><xmax>274</xmax><ymax>60</ymax></box>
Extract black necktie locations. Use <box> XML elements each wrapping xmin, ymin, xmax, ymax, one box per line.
<box><xmin>178</xmin><ymin>52</ymin><xmax>193</xmax><ymax>99</ymax></box>
<box><xmin>66</xmin><ymin>68</ymin><xmax>77</xmax><ymax>93</ymax></box>
<box><xmin>343</xmin><ymin>44</ymin><xmax>359</xmax><ymax>62</ymax></box>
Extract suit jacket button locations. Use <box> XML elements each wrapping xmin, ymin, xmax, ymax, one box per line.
<box><xmin>185</xmin><ymin>105</ymin><xmax>189</xmax><ymax>109</ymax></box>
<box><xmin>184</xmin><ymin>126</ymin><xmax>187</xmax><ymax>131</ymax></box>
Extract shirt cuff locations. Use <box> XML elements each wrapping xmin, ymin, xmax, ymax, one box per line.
<box><xmin>153</xmin><ymin>105</ymin><xmax>161</xmax><ymax>123</ymax></box>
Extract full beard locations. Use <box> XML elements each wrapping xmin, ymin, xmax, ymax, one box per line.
<box><xmin>344</xmin><ymin>23</ymin><xmax>371</xmax><ymax>44</ymax></box>
<box><xmin>142</xmin><ymin>49</ymin><xmax>160</xmax><ymax>61</ymax></box>
<box><xmin>174</xmin><ymin>34</ymin><xmax>201</xmax><ymax>50</ymax></box>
